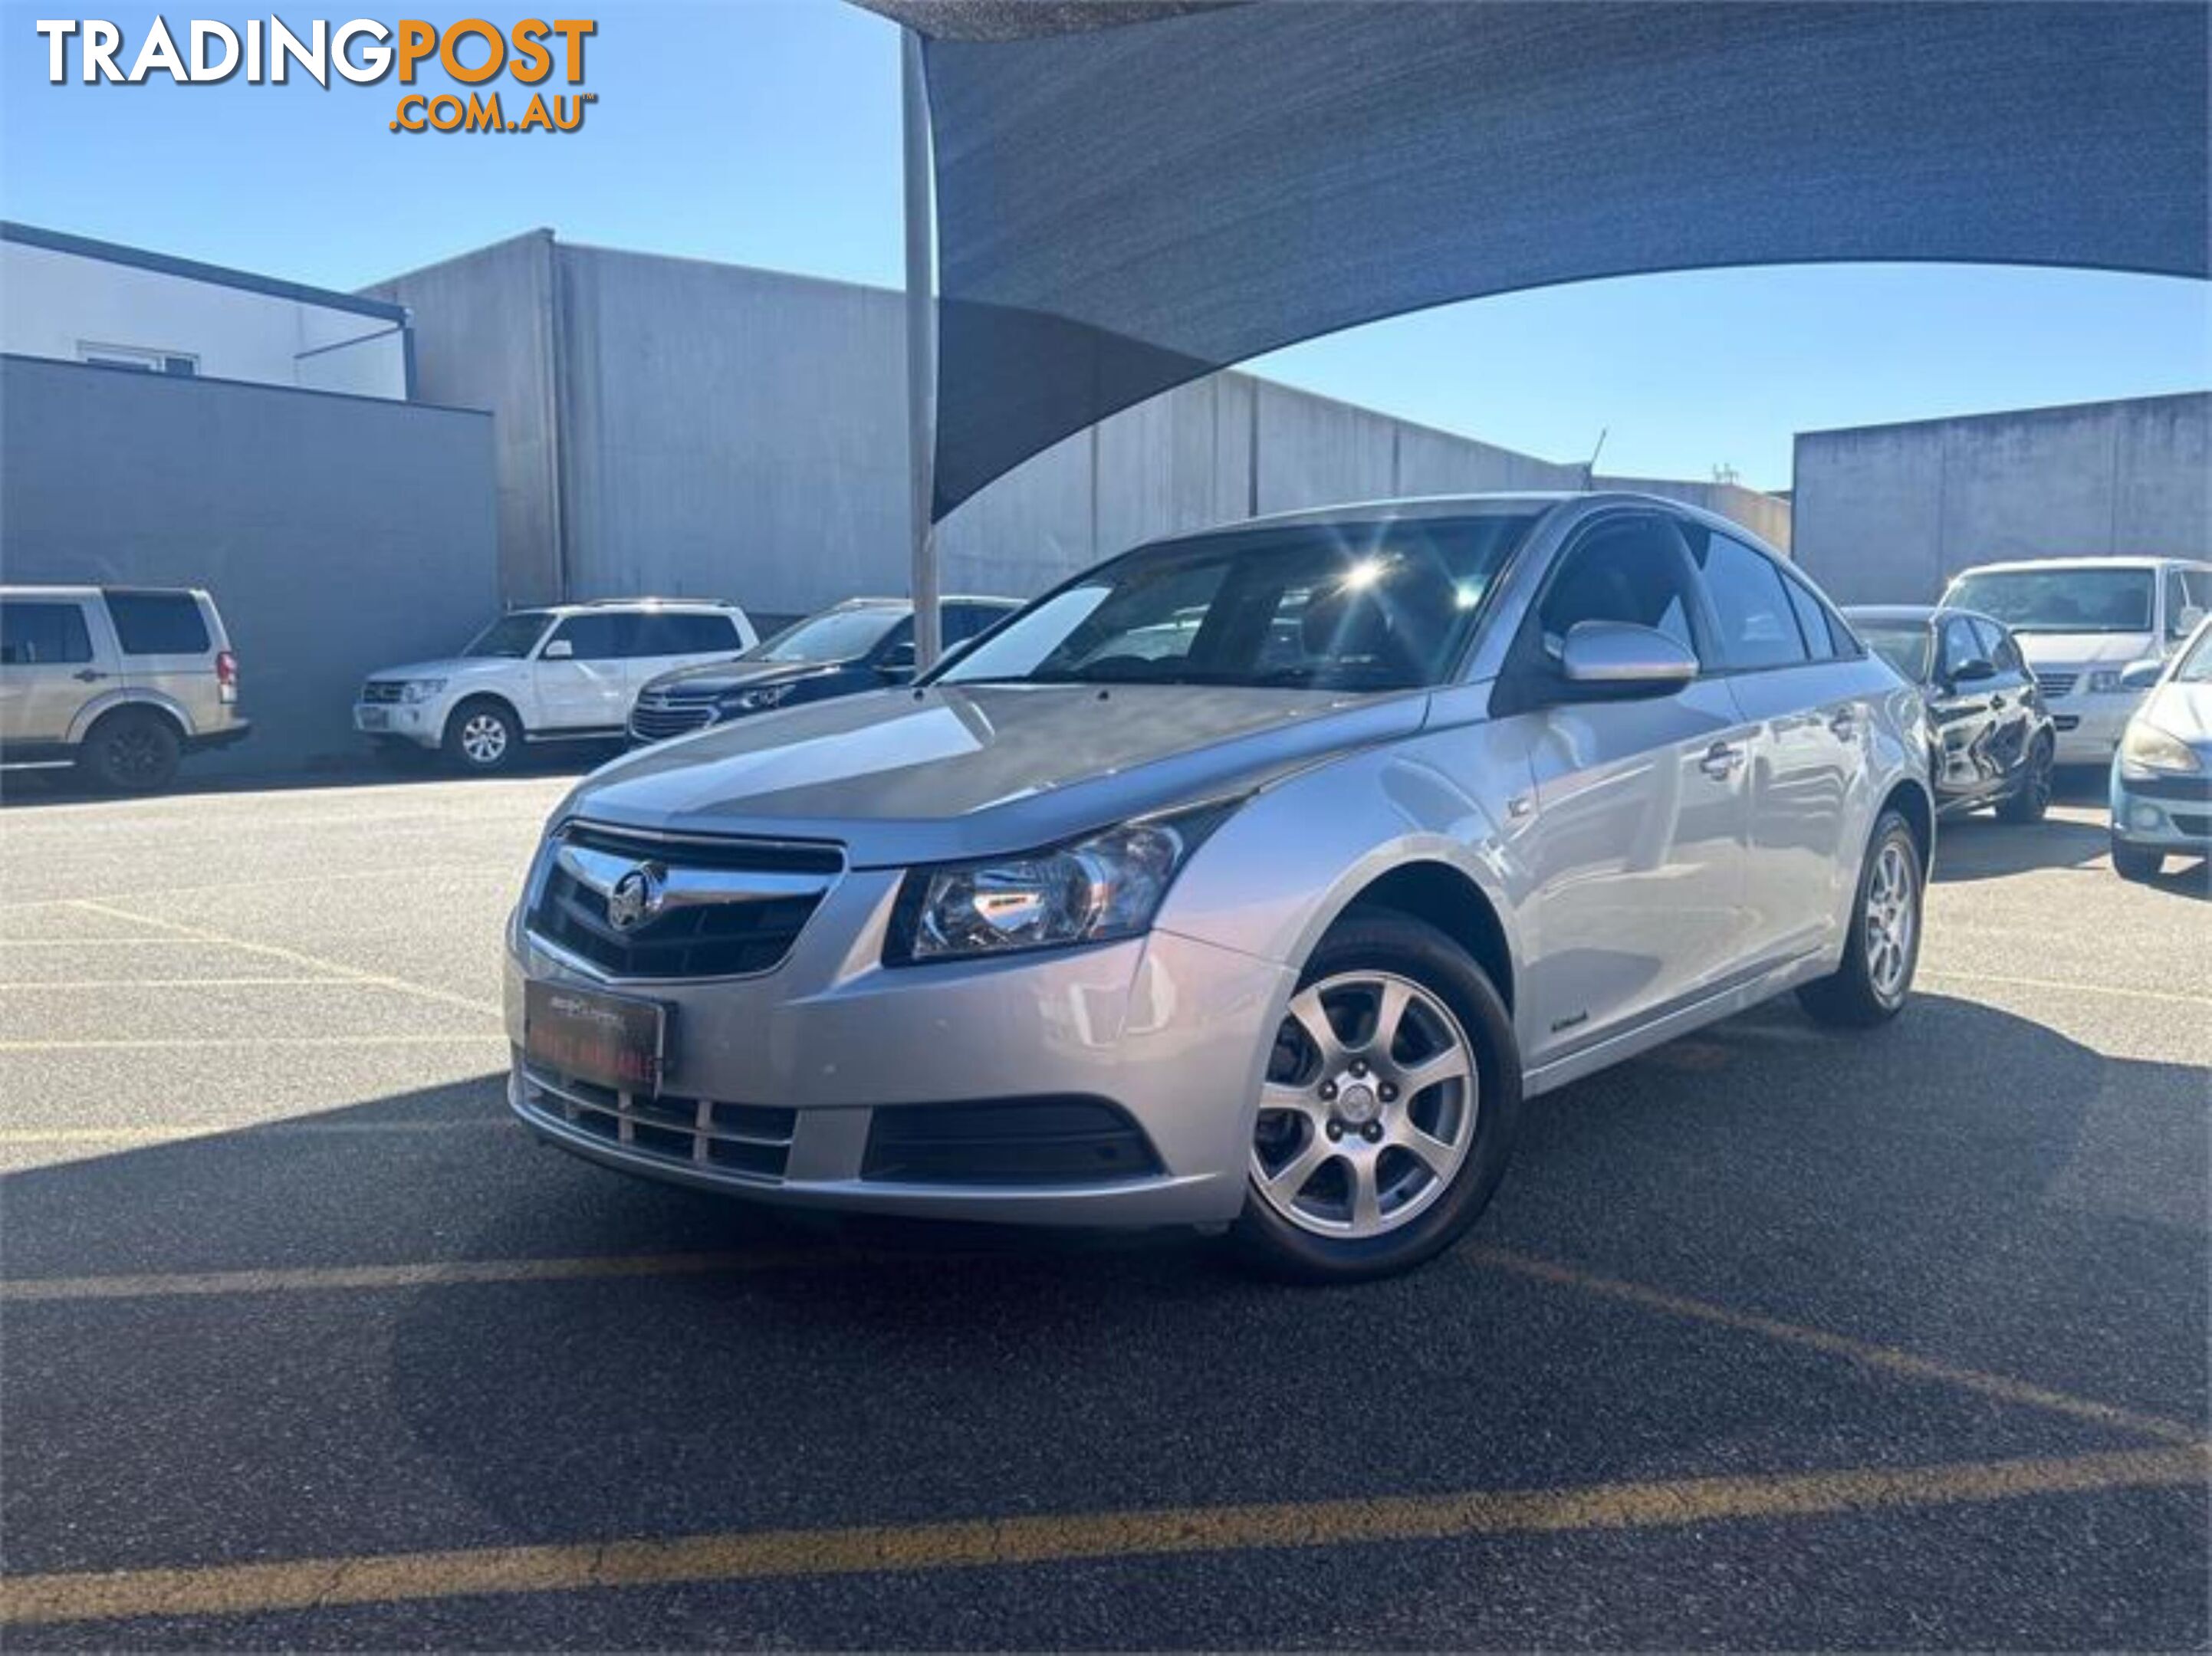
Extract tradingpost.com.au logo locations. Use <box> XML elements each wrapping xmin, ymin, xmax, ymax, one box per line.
<box><xmin>33</xmin><ymin>16</ymin><xmax>598</xmax><ymax>133</ymax></box>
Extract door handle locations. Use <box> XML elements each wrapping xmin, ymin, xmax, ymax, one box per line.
<box><xmin>1699</xmin><ymin>741</ymin><xmax>1744</xmax><ymax>780</ymax></box>
<box><xmin>72</xmin><ymin>669</ymin><xmax>107</xmax><ymax>682</ymax></box>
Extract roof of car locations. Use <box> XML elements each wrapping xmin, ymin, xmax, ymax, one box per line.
<box><xmin>1949</xmin><ymin>557</ymin><xmax>2212</xmax><ymax>577</ymax></box>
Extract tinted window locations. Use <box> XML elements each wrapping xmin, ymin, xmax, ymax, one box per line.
<box><xmin>0</xmin><ymin>601</ymin><xmax>94</xmax><ymax>666</ymax></box>
<box><xmin>463</xmin><ymin>611</ymin><xmax>552</xmax><ymax>659</ymax></box>
<box><xmin>546</xmin><ymin>613</ymin><xmax>633</xmax><ymax>660</ymax></box>
<box><xmin>104</xmin><ymin>592</ymin><xmax>209</xmax><ymax>656</ymax></box>
<box><xmin>751</xmin><ymin>606</ymin><xmax>906</xmax><ymax>664</ymax></box>
<box><xmin>1970</xmin><ymin>617</ymin><xmax>2023</xmax><ymax>673</ymax></box>
<box><xmin>1781</xmin><ymin>573</ymin><xmax>1842</xmax><ymax>660</ymax></box>
<box><xmin>1859</xmin><ymin>623</ymin><xmax>1933</xmax><ymax>682</ymax></box>
<box><xmin>1938</xmin><ymin>616</ymin><xmax>1984</xmax><ymax>678</ymax></box>
<box><xmin>945</xmin><ymin>603</ymin><xmax>1013</xmax><ymax>646</ymax></box>
<box><xmin>631</xmin><ymin>613</ymin><xmax>743</xmax><ymax>656</ymax></box>
<box><xmin>1536</xmin><ymin>517</ymin><xmax>1700</xmax><ymax>661</ymax></box>
<box><xmin>1694</xmin><ymin>533</ymin><xmax>1809</xmax><ymax>670</ymax></box>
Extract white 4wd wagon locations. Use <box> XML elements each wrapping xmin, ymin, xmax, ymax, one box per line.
<box><xmin>355</xmin><ymin>599</ymin><xmax>758</xmax><ymax>774</ymax></box>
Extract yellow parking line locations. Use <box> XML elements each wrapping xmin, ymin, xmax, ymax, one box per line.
<box><xmin>0</xmin><ymin>1251</ymin><xmax>783</xmax><ymax>1304</ymax></box>
<box><xmin>4</xmin><ymin>1445</ymin><xmax>2202</xmax><ymax>1625</ymax></box>
<box><xmin>66</xmin><ymin>900</ymin><xmax>501</xmax><ymax>1018</ymax></box>
<box><xmin>0</xmin><ymin>863</ymin><xmax>514</xmax><ymax>912</ymax></box>
<box><xmin>0</xmin><ymin>978</ymin><xmax>355</xmax><ymax>991</ymax></box>
<box><xmin>0</xmin><ymin>1120</ymin><xmax>510</xmax><ymax>1148</ymax></box>
<box><xmin>1467</xmin><ymin>1247</ymin><xmax>2206</xmax><ymax>1446</ymax></box>
<box><xmin>0</xmin><ymin>1036</ymin><xmax>504</xmax><ymax>1052</ymax></box>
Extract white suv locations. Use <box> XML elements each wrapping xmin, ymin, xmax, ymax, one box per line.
<box><xmin>355</xmin><ymin>600</ymin><xmax>757</xmax><ymax>774</ymax></box>
<box><xmin>1943</xmin><ymin>557</ymin><xmax>2212</xmax><ymax>765</ymax></box>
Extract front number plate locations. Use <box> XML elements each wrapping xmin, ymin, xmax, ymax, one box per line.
<box><xmin>524</xmin><ymin>980</ymin><xmax>667</xmax><ymax>1095</ymax></box>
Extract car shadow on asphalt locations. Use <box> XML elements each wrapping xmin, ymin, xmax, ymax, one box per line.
<box><xmin>4</xmin><ymin>992</ymin><xmax>2204</xmax><ymax>1591</ymax></box>
<box><xmin>0</xmin><ymin>746</ymin><xmax>617</xmax><ymax>810</ymax></box>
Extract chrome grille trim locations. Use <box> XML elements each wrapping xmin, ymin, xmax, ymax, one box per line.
<box><xmin>360</xmin><ymin>680</ymin><xmax>406</xmax><ymax>704</ymax></box>
<box><xmin>2034</xmin><ymin>670</ymin><xmax>2079</xmax><ymax>699</ymax></box>
<box><xmin>629</xmin><ymin>692</ymin><xmax>721</xmax><ymax>741</ymax></box>
<box><xmin>518</xmin><ymin>1062</ymin><xmax>797</xmax><ymax>1181</ymax></box>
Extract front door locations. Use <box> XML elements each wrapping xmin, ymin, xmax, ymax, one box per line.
<box><xmin>1497</xmin><ymin>513</ymin><xmax>1753</xmax><ymax>1066</ymax></box>
<box><xmin>534</xmin><ymin>613</ymin><xmax>634</xmax><ymax>733</ymax></box>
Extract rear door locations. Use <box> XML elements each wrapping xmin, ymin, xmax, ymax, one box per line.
<box><xmin>0</xmin><ymin>597</ymin><xmax>103</xmax><ymax>746</ymax></box>
<box><xmin>1495</xmin><ymin>511</ymin><xmax>1755</xmax><ymax>1063</ymax></box>
<box><xmin>1688</xmin><ymin>529</ymin><xmax>1863</xmax><ymax>971</ymax></box>
<box><xmin>534</xmin><ymin>613</ymin><xmax>634</xmax><ymax>732</ymax></box>
<box><xmin>627</xmin><ymin>611</ymin><xmax>749</xmax><ymax>696</ymax></box>
<box><xmin>1931</xmin><ymin>613</ymin><xmax>2002</xmax><ymax>802</ymax></box>
<box><xmin>104</xmin><ymin>590</ymin><xmax>215</xmax><ymax>734</ymax></box>
<box><xmin>1970</xmin><ymin>616</ymin><xmax>2038</xmax><ymax>789</ymax></box>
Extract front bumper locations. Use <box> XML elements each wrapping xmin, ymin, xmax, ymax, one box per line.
<box><xmin>353</xmin><ymin>701</ymin><xmax>442</xmax><ymax>748</ymax></box>
<box><xmin>503</xmin><ymin>869</ymin><xmax>1294</xmax><ymax>1226</ymax></box>
<box><xmin>2110</xmin><ymin>768</ymin><xmax>2212</xmax><ymax>853</ymax></box>
<box><xmin>2046</xmin><ymin>699</ymin><xmax>2134</xmax><ymax>765</ymax></box>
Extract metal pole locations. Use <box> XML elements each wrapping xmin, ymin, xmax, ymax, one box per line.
<box><xmin>902</xmin><ymin>28</ymin><xmax>942</xmax><ymax>672</ymax></box>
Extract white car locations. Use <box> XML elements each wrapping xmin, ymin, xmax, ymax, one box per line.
<box><xmin>1942</xmin><ymin>557</ymin><xmax>2212</xmax><ymax>765</ymax></box>
<box><xmin>355</xmin><ymin>600</ymin><xmax>757</xmax><ymax>773</ymax></box>
<box><xmin>2109</xmin><ymin>615</ymin><xmax>2212</xmax><ymax>882</ymax></box>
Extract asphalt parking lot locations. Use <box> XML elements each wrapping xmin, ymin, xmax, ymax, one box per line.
<box><xmin>1</xmin><ymin>771</ymin><xmax>2205</xmax><ymax>1649</ymax></box>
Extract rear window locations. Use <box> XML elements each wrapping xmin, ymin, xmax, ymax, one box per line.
<box><xmin>631</xmin><ymin>613</ymin><xmax>744</xmax><ymax>656</ymax></box>
<box><xmin>0</xmin><ymin>600</ymin><xmax>94</xmax><ymax>666</ymax></box>
<box><xmin>104</xmin><ymin>591</ymin><xmax>210</xmax><ymax>656</ymax></box>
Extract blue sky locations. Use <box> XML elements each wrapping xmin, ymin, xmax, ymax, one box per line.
<box><xmin>5</xmin><ymin>0</ymin><xmax>2205</xmax><ymax>491</ymax></box>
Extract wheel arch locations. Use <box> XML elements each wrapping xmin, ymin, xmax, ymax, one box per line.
<box><xmin>444</xmin><ymin>691</ymin><xmax>522</xmax><ymax>744</ymax></box>
<box><xmin>1331</xmin><ymin>860</ymin><xmax>1516</xmax><ymax>1015</ymax></box>
<box><xmin>70</xmin><ymin>691</ymin><xmax>189</xmax><ymax>748</ymax></box>
<box><xmin>1881</xmin><ymin>774</ymin><xmax>1935</xmax><ymax>873</ymax></box>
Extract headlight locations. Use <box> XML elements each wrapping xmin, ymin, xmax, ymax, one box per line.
<box><xmin>886</xmin><ymin>804</ymin><xmax>1233</xmax><ymax>965</ymax></box>
<box><xmin>399</xmin><ymin>678</ymin><xmax>446</xmax><ymax>704</ymax></box>
<box><xmin>721</xmin><ymin>682</ymin><xmax>794</xmax><ymax>715</ymax></box>
<box><xmin>2085</xmin><ymin>669</ymin><xmax>2128</xmax><ymax>695</ymax></box>
<box><xmin>2118</xmin><ymin>721</ymin><xmax>2203</xmax><ymax>775</ymax></box>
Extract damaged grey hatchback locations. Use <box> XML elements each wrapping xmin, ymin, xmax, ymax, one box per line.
<box><xmin>507</xmin><ymin>494</ymin><xmax>1934</xmax><ymax>1280</ymax></box>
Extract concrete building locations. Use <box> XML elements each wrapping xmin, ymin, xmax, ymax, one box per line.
<box><xmin>367</xmin><ymin>231</ymin><xmax>1791</xmax><ymax>618</ymax></box>
<box><xmin>1</xmin><ymin>225</ymin><xmax>497</xmax><ymax>774</ymax></box>
<box><xmin>1791</xmin><ymin>393</ymin><xmax>2210</xmax><ymax>604</ymax></box>
<box><xmin>1</xmin><ymin>222</ymin><xmax>413</xmax><ymax>399</ymax></box>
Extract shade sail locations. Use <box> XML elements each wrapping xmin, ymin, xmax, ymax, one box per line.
<box><xmin>869</xmin><ymin>1</ymin><xmax>2209</xmax><ymax>521</ymax></box>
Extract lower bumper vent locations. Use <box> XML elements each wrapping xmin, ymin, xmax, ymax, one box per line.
<box><xmin>861</xmin><ymin>1098</ymin><xmax>1162</xmax><ymax>1187</ymax></box>
<box><xmin>520</xmin><ymin>1062</ymin><xmax>796</xmax><ymax>1181</ymax></box>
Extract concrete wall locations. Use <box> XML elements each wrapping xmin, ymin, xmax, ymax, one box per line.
<box><xmin>364</xmin><ymin>232</ymin><xmax>564</xmax><ymax>605</ymax></box>
<box><xmin>2</xmin><ymin>236</ymin><xmax>408</xmax><ymax>400</ymax></box>
<box><xmin>1596</xmin><ymin>476</ymin><xmax>1794</xmax><ymax>554</ymax></box>
<box><xmin>1791</xmin><ymin>393</ymin><xmax>2212</xmax><ymax>604</ymax></box>
<box><xmin>0</xmin><ymin>356</ymin><xmax>499</xmax><ymax>773</ymax></box>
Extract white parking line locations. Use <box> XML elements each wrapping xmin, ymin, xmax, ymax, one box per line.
<box><xmin>0</xmin><ymin>978</ymin><xmax>354</xmax><ymax>991</ymax></box>
<box><xmin>0</xmin><ymin>863</ymin><xmax>515</xmax><ymax>912</ymax></box>
<box><xmin>0</xmin><ymin>1036</ymin><xmax>507</xmax><ymax>1052</ymax></box>
<box><xmin>1919</xmin><ymin>969</ymin><xmax>2212</xmax><ymax>1007</ymax></box>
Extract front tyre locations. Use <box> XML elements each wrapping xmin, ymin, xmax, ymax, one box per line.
<box><xmin>1231</xmin><ymin>909</ymin><xmax>1520</xmax><ymax>1283</ymax></box>
<box><xmin>2110</xmin><ymin>836</ymin><xmax>2164</xmax><ymax>882</ymax></box>
<box><xmin>443</xmin><ymin>698</ymin><xmax>519</xmax><ymax>774</ymax></box>
<box><xmin>1798</xmin><ymin>809</ymin><xmax>1923</xmax><ymax>1028</ymax></box>
<box><xmin>1994</xmin><ymin>737</ymin><xmax>2053</xmax><ymax>825</ymax></box>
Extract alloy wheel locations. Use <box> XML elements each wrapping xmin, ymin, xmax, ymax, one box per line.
<box><xmin>460</xmin><ymin>713</ymin><xmax>508</xmax><ymax>766</ymax></box>
<box><xmin>110</xmin><ymin>726</ymin><xmax>167</xmax><ymax>784</ymax></box>
<box><xmin>1862</xmin><ymin>839</ymin><xmax>1918</xmax><ymax>1004</ymax></box>
<box><xmin>1250</xmin><ymin>971</ymin><xmax>1478</xmax><ymax>1239</ymax></box>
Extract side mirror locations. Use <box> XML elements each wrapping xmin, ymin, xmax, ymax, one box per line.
<box><xmin>2173</xmin><ymin>604</ymin><xmax>2207</xmax><ymax>639</ymax></box>
<box><xmin>1948</xmin><ymin>656</ymin><xmax>1997</xmax><ymax>685</ymax></box>
<box><xmin>2119</xmin><ymin>658</ymin><xmax>2165</xmax><ymax>692</ymax></box>
<box><xmin>1557</xmin><ymin>621</ymin><xmax>1699</xmax><ymax>697</ymax></box>
<box><xmin>541</xmin><ymin>638</ymin><xmax>574</xmax><ymax>660</ymax></box>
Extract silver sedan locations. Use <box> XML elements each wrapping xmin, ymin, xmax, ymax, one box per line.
<box><xmin>505</xmin><ymin>494</ymin><xmax>1934</xmax><ymax>1280</ymax></box>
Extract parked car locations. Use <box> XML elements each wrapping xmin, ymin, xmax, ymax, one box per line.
<box><xmin>1941</xmin><ymin>557</ymin><xmax>2212</xmax><ymax>766</ymax></box>
<box><xmin>1845</xmin><ymin>604</ymin><xmax>2054</xmax><ymax>823</ymax></box>
<box><xmin>504</xmin><ymin>495</ymin><xmax>1934</xmax><ymax>1282</ymax></box>
<box><xmin>628</xmin><ymin>596</ymin><xmax>1021</xmax><ymax>745</ymax></box>
<box><xmin>355</xmin><ymin>599</ymin><xmax>758</xmax><ymax>773</ymax></box>
<box><xmin>2108</xmin><ymin>614</ymin><xmax>2212</xmax><ymax>882</ymax></box>
<box><xmin>0</xmin><ymin>585</ymin><xmax>248</xmax><ymax>793</ymax></box>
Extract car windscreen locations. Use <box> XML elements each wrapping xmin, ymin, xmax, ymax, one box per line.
<box><xmin>1857</xmin><ymin>623</ymin><xmax>1933</xmax><ymax>682</ymax></box>
<box><xmin>2174</xmin><ymin>623</ymin><xmax>2212</xmax><ymax>683</ymax></box>
<box><xmin>463</xmin><ymin>611</ymin><xmax>553</xmax><ymax>658</ymax></box>
<box><xmin>1944</xmin><ymin>568</ymin><xmax>2154</xmax><ymax>634</ymax></box>
<box><xmin>933</xmin><ymin>515</ymin><xmax>1539</xmax><ymax>692</ymax></box>
<box><xmin>748</xmin><ymin>607</ymin><xmax>904</xmax><ymax>663</ymax></box>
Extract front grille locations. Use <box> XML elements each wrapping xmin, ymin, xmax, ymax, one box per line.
<box><xmin>519</xmin><ymin>1062</ymin><xmax>795</xmax><ymax>1180</ymax></box>
<box><xmin>2035</xmin><ymin>671</ymin><xmax>2079</xmax><ymax>700</ymax></box>
<box><xmin>2171</xmin><ymin>813</ymin><xmax>2212</xmax><ymax>837</ymax></box>
<box><xmin>629</xmin><ymin>691</ymin><xmax>721</xmax><ymax>742</ymax></box>
<box><xmin>2124</xmin><ymin>773</ymin><xmax>2212</xmax><ymax>803</ymax></box>
<box><xmin>361</xmin><ymin>680</ymin><xmax>406</xmax><ymax>704</ymax></box>
<box><xmin>862</xmin><ymin>1099</ymin><xmax>1162</xmax><ymax>1187</ymax></box>
<box><xmin>526</xmin><ymin>823</ymin><xmax>840</xmax><ymax>980</ymax></box>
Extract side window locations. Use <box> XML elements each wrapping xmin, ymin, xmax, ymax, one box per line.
<box><xmin>1938</xmin><ymin>616</ymin><xmax>1983</xmax><ymax>678</ymax></box>
<box><xmin>0</xmin><ymin>602</ymin><xmax>94</xmax><ymax>666</ymax></box>
<box><xmin>944</xmin><ymin>605</ymin><xmax>1005</xmax><ymax>646</ymax></box>
<box><xmin>1691</xmin><ymin>533</ymin><xmax>1810</xmax><ymax>671</ymax></box>
<box><xmin>545</xmin><ymin>613</ymin><xmax>633</xmax><ymax>661</ymax></box>
<box><xmin>104</xmin><ymin>592</ymin><xmax>209</xmax><ymax>656</ymax></box>
<box><xmin>1780</xmin><ymin>574</ymin><xmax>1839</xmax><ymax>662</ymax></box>
<box><xmin>2167</xmin><ymin>569</ymin><xmax>2210</xmax><ymax>639</ymax></box>
<box><xmin>630</xmin><ymin>613</ymin><xmax>741</xmax><ymax>656</ymax></box>
<box><xmin>876</xmin><ymin>616</ymin><xmax>918</xmax><ymax>661</ymax></box>
<box><xmin>1971</xmin><ymin>618</ymin><xmax>2023</xmax><ymax>675</ymax></box>
<box><xmin>1535</xmin><ymin>517</ymin><xmax>1701</xmax><ymax>662</ymax></box>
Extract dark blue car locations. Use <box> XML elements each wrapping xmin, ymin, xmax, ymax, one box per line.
<box><xmin>626</xmin><ymin>596</ymin><xmax>1021</xmax><ymax>745</ymax></box>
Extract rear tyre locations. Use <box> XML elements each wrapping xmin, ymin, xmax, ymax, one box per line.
<box><xmin>1798</xmin><ymin>809</ymin><xmax>1922</xmax><ymax>1029</ymax></box>
<box><xmin>82</xmin><ymin>708</ymin><xmax>182</xmax><ymax>794</ymax></box>
<box><xmin>1993</xmin><ymin>738</ymin><xmax>2053</xmax><ymax>825</ymax></box>
<box><xmin>443</xmin><ymin>699</ymin><xmax>519</xmax><ymax>774</ymax></box>
<box><xmin>2111</xmin><ymin>837</ymin><xmax>2164</xmax><ymax>883</ymax></box>
<box><xmin>1230</xmin><ymin>909</ymin><xmax>1520</xmax><ymax>1284</ymax></box>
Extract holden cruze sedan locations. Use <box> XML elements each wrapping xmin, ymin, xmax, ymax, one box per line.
<box><xmin>507</xmin><ymin>495</ymin><xmax>1934</xmax><ymax>1281</ymax></box>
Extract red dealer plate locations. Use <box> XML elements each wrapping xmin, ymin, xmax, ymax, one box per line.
<box><xmin>524</xmin><ymin>979</ymin><xmax>666</xmax><ymax>1096</ymax></box>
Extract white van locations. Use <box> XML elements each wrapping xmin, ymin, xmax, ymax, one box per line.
<box><xmin>1941</xmin><ymin>557</ymin><xmax>2212</xmax><ymax>764</ymax></box>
